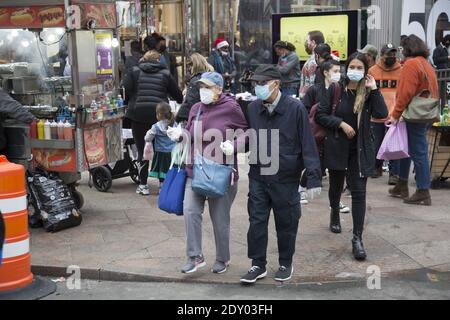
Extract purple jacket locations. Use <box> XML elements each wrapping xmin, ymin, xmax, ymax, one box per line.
<box><xmin>184</xmin><ymin>94</ymin><xmax>248</xmax><ymax>182</ymax></box>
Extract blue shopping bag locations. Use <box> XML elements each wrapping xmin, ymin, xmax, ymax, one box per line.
<box><xmin>158</xmin><ymin>142</ymin><xmax>188</xmax><ymax>216</ymax></box>
<box><xmin>158</xmin><ymin>166</ymin><xmax>187</xmax><ymax>216</ymax></box>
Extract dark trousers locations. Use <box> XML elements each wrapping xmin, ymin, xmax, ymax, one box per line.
<box><xmin>131</xmin><ymin>121</ymin><xmax>152</xmax><ymax>185</ymax></box>
<box><xmin>300</xmin><ymin>144</ymin><xmax>325</xmax><ymax>188</ymax></box>
<box><xmin>328</xmin><ymin>151</ymin><xmax>368</xmax><ymax>235</ymax></box>
<box><xmin>247</xmin><ymin>179</ymin><xmax>301</xmax><ymax>268</ymax></box>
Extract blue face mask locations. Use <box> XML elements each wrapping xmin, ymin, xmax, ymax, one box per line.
<box><xmin>347</xmin><ymin>70</ymin><xmax>365</xmax><ymax>82</ymax></box>
<box><xmin>255</xmin><ymin>82</ymin><xmax>274</xmax><ymax>101</ymax></box>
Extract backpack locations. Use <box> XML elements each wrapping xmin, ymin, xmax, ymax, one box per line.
<box><xmin>309</xmin><ymin>82</ymin><xmax>342</xmax><ymax>146</ymax></box>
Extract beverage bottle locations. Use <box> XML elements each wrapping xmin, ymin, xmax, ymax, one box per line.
<box><xmin>117</xmin><ymin>95</ymin><xmax>124</xmax><ymax>108</ymax></box>
<box><xmin>50</xmin><ymin>121</ymin><xmax>58</xmax><ymax>139</ymax></box>
<box><xmin>44</xmin><ymin>120</ymin><xmax>51</xmax><ymax>140</ymax></box>
<box><xmin>64</xmin><ymin>121</ymin><xmax>74</xmax><ymax>141</ymax></box>
<box><xmin>30</xmin><ymin>119</ymin><xmax>37</xmax><ymax>139</ymax></box>
<box><xmin>90</xmin><ymin>100</ymin><xmax>98</xmax><ymax>121</ymax></box>
<box><xmin>443</xmin><ymin>105</ymin><xmax>449</xmax><ymax>125</ymax></box>
<box><xmin>57</xmin><ymin>120</ymin><xmax>65</xmax><ymax>140</ymax></box>
<box><xmin>110</xmin><ymin>98</ymin><xmax>117</xmax><ymax>116</ymax></box>
<box><xmin>97</xmin><ymin>101</ymin><xmax>104</xmax><ymax>121</ymax></box>
<box><xmin>37</xmin><ymin>119</ymin><xmax>45</xmax><ymax>140</ymax></box>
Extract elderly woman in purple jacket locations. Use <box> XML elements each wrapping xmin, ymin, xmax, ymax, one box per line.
<box><xmin>169</xmin><ymin>72</ymin><xmax>248</xmax><ymax>275</ymax></box>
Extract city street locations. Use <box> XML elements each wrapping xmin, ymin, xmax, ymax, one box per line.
<box><xmin>43</xmin><ymin>270</ymin><xmax>450</xmax><ymax>300</ymax></box>
<box><xmin>28</xmin><ymin>164</ymin><xmax>450</xmax><ymax>292</ymax></box>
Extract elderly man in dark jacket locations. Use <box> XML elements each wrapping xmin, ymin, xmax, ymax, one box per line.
<box><xmin>240</xmin><ymin>65</ymin><xmax>322</xmax><ymax>284</ymax></box>
<box><xmin>433</xmin><ymin>35</ymin><xmax>450</xmax><ymax>69</ymax></box>
<box><xmin>124</xmin><ymin>50</ymin><xmax>183</xmax><ymax>195</ymax></box>
<box><xmin>0</xmin><ymin>88</ymin><xmax>35</xmax><ymax>154</ymax></box>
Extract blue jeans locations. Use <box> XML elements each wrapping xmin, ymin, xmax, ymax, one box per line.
<box><xmin>371</xmin><ymin>122</ymin><xmax>400</xmax><ymax>175</ymax></box>
<box><xmin>399</xmin><ymin>122</ymin><xmax>431</xmax><ymax>189</ymax></box>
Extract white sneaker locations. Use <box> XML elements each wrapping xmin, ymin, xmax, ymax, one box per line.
<box><xmin>339</xmin><ymin>202</ymin><xmax>350</xmax><ymax>214</ymax></box>
<box><xmin>300</xmin><ymin>191</ymin><xmax>308</xmax><ymax>205</ymax></box>
<box><xmin>136</xmin><ymin>185</ymin><xmax>150</xmax><ymax>196</ymax></box>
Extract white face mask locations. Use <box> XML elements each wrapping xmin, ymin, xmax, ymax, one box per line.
<box><xmin>200</xmin><ymin>88</ymin><xmax>215</xmax><ymax>105</ymax></box>
<box><xmin>330</xmin><ymin>73</ymin><xmax>341</xmax><ymax>83</ymax></box>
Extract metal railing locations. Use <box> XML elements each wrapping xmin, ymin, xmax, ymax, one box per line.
<box><xmin>436</xmin><ymin>68</ymin><xmax>450</xmax><ymax>109</ymax></box>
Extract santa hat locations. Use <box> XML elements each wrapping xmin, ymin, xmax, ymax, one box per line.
<box><xmin>214</xmin><ymin>38</ymin><xmax>229</xmax><ymax>49</ymax></box>
<box><xmin>331</xmin><ymin>50</ymin><xmax>341</xmax><ymax>61</ymax></box>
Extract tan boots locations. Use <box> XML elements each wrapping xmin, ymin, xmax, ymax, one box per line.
<box><xmin>389</xmin><ymin>180</ymin><xmax>409</xmax><ymax>199</ymax></box>
<box><xmin>389</xmin><ymin>180</ymin><xmax>432</xmax><ymax>206</ymax></box>
<box><xmin>404</xmin><ymin>189</ymin><xmax>432</xmax><ymax>206</ymax></box>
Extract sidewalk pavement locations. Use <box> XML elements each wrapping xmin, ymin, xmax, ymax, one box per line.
<box><xmin>30</xmin><ymin>162</ymin><xmax>450</xmax><ymax>285</ymax></box>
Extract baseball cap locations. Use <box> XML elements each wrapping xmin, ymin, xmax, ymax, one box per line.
<box><xmin>380</xmin><ymin>43</ymin><xmax>398</xmax><ymax>55</ymax></box>
<box><xmin>249</xmin><ymin>64</ymin><xmax>282</xmax><ymax>82</ymax></box>
<box><xmin>196</xmin><ymin>72</ymin><xmax>224</xmax><ymax>88</ymax></box>
<box><xmin>358</xmin><ymin>44</ymin><xmax>379</xmax><ymax>59</ymax></box>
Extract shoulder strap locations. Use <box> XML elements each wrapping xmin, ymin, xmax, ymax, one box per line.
<box><xmin>331</xmin><ymin>82</ymin><xmax>342</xmax><ymax>115</ymax></box>
<box><xmin>417</xmin><ymin>59</ymin><xmax>437</xmax><ymax>97</ymax></box>
<box><xmin>193</xmin><ymin>107</ymin><xmax>202</xmax><ymax>154</ymax></box>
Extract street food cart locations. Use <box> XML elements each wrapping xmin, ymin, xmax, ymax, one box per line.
<box><xmin>428</xmin><ymin>124</ymin><xmax>450</xmax><ymax>189</ymax></box>
<box><xmin>430</xmin><ymin>69</ymin><xmax>450</xmax><ymax>189</ymax></box>
<box><xmin>0</xmin><ymin>0</ymin><xmax>125</xmax><ymax>207</ymax></box>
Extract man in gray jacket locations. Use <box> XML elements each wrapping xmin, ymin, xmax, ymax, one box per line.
<box><xmin>274</xmin><ymin>41</ymin><xmax>301</xmax><ymax>96</ymax></box>
<box><xmin>0</xmin><ymin>88</ymin><xmax>35</xmax><ymax>153</ymax></box>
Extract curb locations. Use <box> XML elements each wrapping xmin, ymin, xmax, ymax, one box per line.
<box><xmin>30</xmin><ymin>265</ymin><xmax>436</xmax><ymax>286</ymax></box>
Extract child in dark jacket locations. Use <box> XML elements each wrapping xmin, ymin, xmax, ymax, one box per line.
<box><xmin>145</xmin><ymin>102</ymin><xmax>177</xmax><ymax>187</ymax></box>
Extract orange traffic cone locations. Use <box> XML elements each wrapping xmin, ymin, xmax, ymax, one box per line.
<box><xmin>0</xmin><ymin>155</ymin><xmax>33</xmax><ymax>291</ymax></box>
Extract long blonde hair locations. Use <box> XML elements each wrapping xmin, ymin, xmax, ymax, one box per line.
<box><xmin>190</xmin><ymin>52</ymin><xmax>214</xmax><ymax>75</ymax></box>
<box><xmin>353</xmin><ymin>82</ymin><xmax>369</xmax><ymax>114</ymax></box>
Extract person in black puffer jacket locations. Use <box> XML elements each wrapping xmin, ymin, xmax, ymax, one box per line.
<box><xmin>176</xmin><ymin>53</ymin><xmax>214</xmax><ymax>123</ymax></box>
<box><xmin>124</xmin><ymin>50</ymin><xmax>183</xmax><ymax>195</ymax></box>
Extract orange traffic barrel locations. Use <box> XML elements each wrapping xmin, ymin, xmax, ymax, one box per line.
<box><xmin>0</xmin><ymin>155</ymin><xmax>33</xmax><ymax>292</ymax></box>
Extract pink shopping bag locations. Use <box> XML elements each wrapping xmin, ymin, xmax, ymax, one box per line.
<box><xmin>377</xmin><ymin>121</ymin><xmax>410</xmax><ymax>161</ymax></box>
<box><xmin>143</xmin><ymin>142</ymin><xmax>154</xmax><ymax>161</ymax></box>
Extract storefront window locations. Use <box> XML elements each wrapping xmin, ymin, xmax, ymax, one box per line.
<box><xmin>236</xmin><ymin>0</ymin><xmax>371</xmax><ymax>73</ymax></box>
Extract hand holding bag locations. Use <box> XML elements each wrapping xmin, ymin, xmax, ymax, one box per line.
<box><xmin>402</xmin><ymin>61</ymin><xmax>440</xmax><ymax>123</ymax></box>
<box><xmin>377</xmin><ymin>121</ymin><xmax>410</xmax><ymax>161</ymax></box>
<box><xmin>191</xmin><ymin>107</ymin><xmax>233</xmax><ymax>198</ymax></box>
<box><xmin>143</xmin><ymin>142</ymin><xmax>154</xmax><ymax>161</ymax></box>
<box><xmin>158</xmin><ymin>142</ymin><xmax>188</xmax><ymax>216</ymax></box>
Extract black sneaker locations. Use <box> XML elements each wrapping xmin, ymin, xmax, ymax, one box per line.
<box><xmin>274</xmin><ymin>265</ymin><xmax>293</xmax><ymax>282</ymax></box>
<box><xmin>240</xmin><ymin>266</ymin><xmax>267</xmax><ymax>284</ymax></box>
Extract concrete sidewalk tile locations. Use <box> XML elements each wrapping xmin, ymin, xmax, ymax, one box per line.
<box><xmin>369</xmin><ymin>221</ymin><xmax>450</xmax><ymax>246</ymax></box>
<box><xmin>397</xmin><ymin>240</ymin><xmax>450</xmax><ymax>268</ymax></box>
<box><xmin>81</xmin><ymin>210</ymin><xmax>131</xmax><ymax>226</ymax></box>
<box><xmin>161</xmin><ymin>219</ymin><xmax>186</xmax><ymax>237</ymax></box>
<box><xmin>98</xmin><ymin>222</ymin><xmax>172</xmax><ymax>246</ymax></box>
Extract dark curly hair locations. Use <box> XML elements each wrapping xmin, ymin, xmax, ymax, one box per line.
<box><xmin>401</xmin><ymin>34</ymin><xmax>430</xmax><ymax>58</ymax></box>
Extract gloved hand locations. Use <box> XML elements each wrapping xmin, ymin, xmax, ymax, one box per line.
<box><xmin>167</xmin><ymin>125</ymin><xmax>183</xmax><ymax>142</ymax></box>
<box><xmin>220</xmin><ymin>140</ymin><xmax>234</xmax><ymax>156</ymax></box>
<box><xmin>307</xmin><ymin>187</ymin><xmax>322</xmax><ymax>200</ymax></box>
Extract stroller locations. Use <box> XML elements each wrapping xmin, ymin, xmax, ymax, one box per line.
<box><xmin>89</xmin><ymin>128</ymin><xmax>140</xmax><ymax>192</ymax></box>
